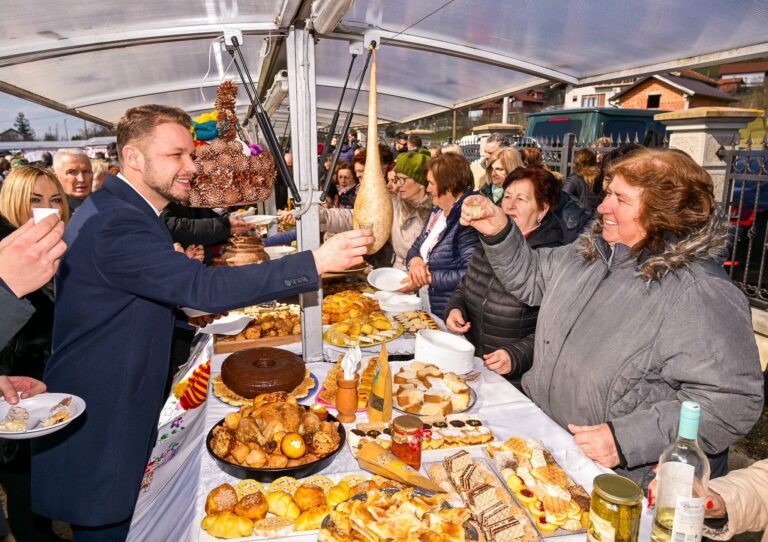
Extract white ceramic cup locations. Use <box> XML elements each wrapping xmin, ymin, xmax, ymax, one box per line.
<box><xmin>32</xmin><ymin>208</ymin><xmax>61</xmax><ymax>224</ymax></box>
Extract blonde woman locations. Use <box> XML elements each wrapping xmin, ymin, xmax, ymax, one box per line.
<box><xmin>0</xmin><ymin>165</ymin><xmax>69</xmax><ymax>228</ymax></box>
<box><xmin>0</xmin><ymin>166</ymin><xmax>68</xmax><ymax>378</ymax></box>
<box><xmin>480</xmin><ymin>147</ymin><xmax>524</xmax><ymax>205</ymax></box>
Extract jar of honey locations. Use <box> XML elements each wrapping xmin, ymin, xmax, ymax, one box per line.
<box><xmin>390</xmin><ymin>415</ymin><xmax>429</xmax><ymax>470</ymax></box>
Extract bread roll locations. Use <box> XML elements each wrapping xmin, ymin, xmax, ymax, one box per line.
<box><xmin>295</xmin><ymin>505</ymin><xmax>331</xmax><ymax>531</ymax></box>
<box><xmin>234</xmin><ymin>491</ymin><xmax>268</xmax><ymax>520</ymax></box>
<box><xmin>294</xmin><ymin>484</ymin><xmax>326</xmax><ymax>512</ymax></box>
<box><xmin>205</xmin><ymin>484</ymin><xmax>238</xmax><ymax>515</ymax></box>
<box><xmin>201</xmin><ymin>511</ymin><xmax>253</xmax><ymax>539</ymax></box>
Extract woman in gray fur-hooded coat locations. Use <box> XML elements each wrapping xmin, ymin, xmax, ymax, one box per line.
<box><xmin>461</xmin><ymin>148</ymin><xmax>764</xmax><ymax>488</ymax></box>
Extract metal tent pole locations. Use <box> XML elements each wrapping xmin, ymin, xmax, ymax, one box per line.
<box><xmin>286</xmin><ymin>23</ymin><xmax>324</xmax><ymax>363</ymax></box>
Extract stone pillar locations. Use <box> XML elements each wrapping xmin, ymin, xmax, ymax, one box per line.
<box><xmin>655</xmin><ymin>107</ymin><xmax>764</xmax><ymax>202</ymax></box>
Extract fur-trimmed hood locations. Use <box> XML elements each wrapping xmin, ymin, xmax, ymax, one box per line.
<box><xmin>576</xmin><ymin>213</ymin><xmax>730</xmax><ymax>282</ymax></box>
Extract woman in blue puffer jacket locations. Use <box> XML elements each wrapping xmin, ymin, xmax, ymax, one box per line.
<box><xmin>402</xmin><ymin>153</ymin><xmax>479</xmax><ymax>316</ymax></box>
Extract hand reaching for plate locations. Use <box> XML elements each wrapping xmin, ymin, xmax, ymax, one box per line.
<box><xmin>400</xmin><ymin>257</ymin><xmax>431</xmax><ymax>292</ymax></box>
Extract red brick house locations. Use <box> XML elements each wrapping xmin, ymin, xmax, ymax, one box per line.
<box><xmin>719</xmin><ymin>61</ymin><xmax>768</xmax><ymax>89</ymax></box>
<box><xmin>609</xmin><ymin>71</ymin><xmax>736</xmax><ymax>111</ymax></box>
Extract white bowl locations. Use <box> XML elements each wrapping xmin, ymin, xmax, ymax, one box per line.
<box><xmin>373</xmin><ymin>291</ymin><xmax>422</xmax><ymax>313</ymax></box>
<box><xmin>264</xmin><ymin>246</ymin><xmax>297</xmax><ymax>260</ymax></box>
<box><xmin>368</xmin><ymin>267</ymin><xmax>409</xmax><ymax>292</ymax></box>
<box><xmin>414</xmin><ymin>329</ymin><xmax>475</xmax><ymax>375</ymax></box>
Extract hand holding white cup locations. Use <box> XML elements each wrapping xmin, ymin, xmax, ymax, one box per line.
<box><xmin>32</xmin><ymin>208</ymin><xmax>61</xmax><ymax>224</ymax></box>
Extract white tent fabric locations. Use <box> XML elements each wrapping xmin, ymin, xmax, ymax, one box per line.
<box><xmin>0</xmin><ymin>0</ymin><xmax>766</xmax><ymax>132</ymax></box>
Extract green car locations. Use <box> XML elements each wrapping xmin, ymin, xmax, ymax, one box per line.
<box><xmin>524</xmin><ymin>108</ymin><xmax>668</xmax><ymax>147</ymax></box>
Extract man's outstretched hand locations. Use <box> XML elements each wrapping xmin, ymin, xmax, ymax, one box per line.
<box><xmin>312</xmin><ymin>229</ymin><xmax>373</xmax><ymax>275</ymax></box>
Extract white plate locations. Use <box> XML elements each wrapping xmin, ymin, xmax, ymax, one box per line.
<box><xmin>367</xmin><ymin>267</ymin><xmax>408</xmax><ymax>292</ymax></box>
<box><xmin>242</xmin><ymin>215</ymin><xmax>278</xmax><ymax>226</ymax></box>
<box><xmin>231</xmin><ymin>207</ymin><xmax>257</xmax><ymax>217</ymax></box>
<box><xmin>0</xmin><ymin>393</ymin><xmax>86</xmax><ymax>439</ymax></box>
<box><xmin>264</xmin><ymin>246</ymin><xmax>297</xmax><ymax>260</ymax></box>
<box><xmin>414</xmin><ymin>330</ymin><xmax>475</xmax><ymax>375</ymax></box>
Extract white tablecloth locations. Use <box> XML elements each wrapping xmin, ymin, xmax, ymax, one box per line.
<box><xmin>129</xmin><ymin>338</ymin><xmax>654</xmax><ymax>542</ymax></box>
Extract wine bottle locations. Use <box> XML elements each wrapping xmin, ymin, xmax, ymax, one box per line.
<box><xmin>650</xmin><ymin>401</ymin><xmax>711</xmax><ymax>542</ymax></box>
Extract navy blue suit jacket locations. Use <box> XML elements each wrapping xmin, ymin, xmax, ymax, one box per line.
<box><xmin>32</xmin><ymin>176</ymin><xmax>319</xmax><ymax>525</ymax></box>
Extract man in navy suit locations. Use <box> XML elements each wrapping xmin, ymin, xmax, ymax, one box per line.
<box><xmin>31</xmin><ymin>105</ymin><xmax>371</xmax><ymax>541</ymax></box>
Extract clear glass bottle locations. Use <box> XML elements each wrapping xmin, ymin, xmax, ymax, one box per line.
<box><xmin>650</xmin><ymin>401</ymin><xmax>711</xmax><ymax>542</ymax></box>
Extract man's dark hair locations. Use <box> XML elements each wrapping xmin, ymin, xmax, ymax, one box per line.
<box><xmin>408</xmin><ymin>134</ymin><xmax>422</xmax><ymax>148</ymax></box>
<box><xmin>396</xmin><ymin>132</ymin><xmax>407</xmax><ymax>140</ymax></box>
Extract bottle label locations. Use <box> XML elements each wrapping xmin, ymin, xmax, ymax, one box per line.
<box><xmin>587</xmin><ymin>508</ymin><xmax>615</xmax><ymax>542</ymax></box>
<box><xmin>670</xmin><ymin>496</ymin><xmax>705</xmax><ymax>542</ymax></box>
<box><xmin>657</xmin><ymin>462</ymin><xmax>694</xmax><ymax>509</ymax></box>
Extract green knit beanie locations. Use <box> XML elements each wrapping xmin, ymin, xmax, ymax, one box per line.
<box><xmin>395</xmin><ymin>151</ymin><xmax>430</xmax><ymax>186</ymax></box>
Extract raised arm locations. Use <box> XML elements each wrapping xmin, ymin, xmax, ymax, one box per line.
<box><xmin>461</xmin><ymin>195</ymin><xmax>568</xmax><ymax>307</ymax></box>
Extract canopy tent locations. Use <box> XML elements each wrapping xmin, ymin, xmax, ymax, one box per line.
<box><xmin>2</xmin><ymin>0</ymin><xmax>767</xmax><ymax>360</ymax></box>
<box><xmin>1</xmin><ymin>0</ymin><xmax>766</xmax><ymax>137</ymax></box>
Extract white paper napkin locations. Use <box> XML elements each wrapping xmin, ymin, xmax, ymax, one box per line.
<box><xmin>198</xmin><ymin>313</ymin><xmax>253</xmax><ymax>335</ymax></box>
<box><xmin>340</xmin><ymin>346</ymin><xmax>361</xmax><ymax>380</ymax></box>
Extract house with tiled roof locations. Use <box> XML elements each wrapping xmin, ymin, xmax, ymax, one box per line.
<box><xmin>608</xmin><ymin>71</ymin><xmax>737</xmax><ymax>110</ymax></box>
<box><xmin>719</xmin><ymin>61</ymin><xmax>768</xmax><ymax>88</ymax></box>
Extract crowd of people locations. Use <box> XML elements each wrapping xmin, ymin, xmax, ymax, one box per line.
<box><xmin>0</xmin><ymin>113</ymin><xmax>766</xmax><ymax>541</ymax></box>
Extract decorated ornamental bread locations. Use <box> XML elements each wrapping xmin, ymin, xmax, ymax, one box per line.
<box><xmin>425</xmin><ymin>450</ymin><xmax>539</xmax><ymax>542</ymax></box>
<box><xmin>318</xmin><ymin>356</ymin><xmax>377</xmax><ymax>409</ymax></box>
<box><xmin>347</xmin><ymin>414</ymin><xmax>494</xmax><ymax>456</ymax></box>
<box><xmin>393</xmin><ymin>362</ymin><xmax>473</xmax><ymax>416</ymax></box>
<box><xmin>485</xmin><ymin>438</ymin><xmax>591</xmax><ymax>536</ymax></box>
<box><xmin>201</xmin><ymin>473</ymin><xmax>406</xmax><ymax>539</ymax></box>
<box><xmin>351</xmin><ymin>45</ymin><xmax>393</xmax><ymax>255</ymax></box>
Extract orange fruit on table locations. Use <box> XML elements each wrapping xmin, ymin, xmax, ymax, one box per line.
<box><xmin>281</xmin><ymin>432</ymin><xmax>306</xmax><ymax>459</ymax></box>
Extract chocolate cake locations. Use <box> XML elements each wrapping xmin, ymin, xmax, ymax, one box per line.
<box><xmin>221</xmin><ymin>347</ymin><xmax>305</xmax><ymax>398</ymax></box>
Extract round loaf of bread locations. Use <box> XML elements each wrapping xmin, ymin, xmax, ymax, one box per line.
<box><xmin>221</xmin><ymin>347</ymin><xmax>305</xmax><ymax>398</ymax></box>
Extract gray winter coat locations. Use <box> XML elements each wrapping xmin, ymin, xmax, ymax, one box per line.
<box><xmin>483</xmin><ymin>215</ymin><xmax>764</xmax><ymax>475</ymax></box>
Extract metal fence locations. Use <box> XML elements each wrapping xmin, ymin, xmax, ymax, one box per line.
<box><xmin>719</xmin><ymin>136</ymin><xmax>768</xmax><ymax>309</ymax></box>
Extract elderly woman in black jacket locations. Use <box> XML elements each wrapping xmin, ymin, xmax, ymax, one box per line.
<box><xmin>444</xmin><ymin>167</ymin><xmax>564</xmax><ymax>388</ymax></box>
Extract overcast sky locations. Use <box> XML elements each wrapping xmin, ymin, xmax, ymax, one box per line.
<box><xmin>0</xmin><ymin>92</ymin><xmax>94</xmax><ymax>140</ymax></box>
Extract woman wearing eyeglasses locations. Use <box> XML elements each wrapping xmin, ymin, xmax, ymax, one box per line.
<box><xmin>319</xmin><ymin>151</ymin><xmax>432</xmax><ymax>270</ymax></box>
<box><xmin>480</xmin><ymin>148</ymin><xmax>524</xmax><ymax>205</ymax></box>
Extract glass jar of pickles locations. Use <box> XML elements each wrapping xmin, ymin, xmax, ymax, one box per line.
<box><xmin>588</xmin><ymin>474</ymin><xmax>643</xmax><ymax>542</ymax></box>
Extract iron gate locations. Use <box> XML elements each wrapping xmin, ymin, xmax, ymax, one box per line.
<box><xmin>720</xmin><ymin>136</ymin><xmax>768</xmax><ymax>309</ymax></box>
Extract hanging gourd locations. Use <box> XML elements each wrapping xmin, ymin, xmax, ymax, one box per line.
<box><xmin>352</xmin><ymin>46</ymin><xmax>392</xmax><ymax>254</ymax></box>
